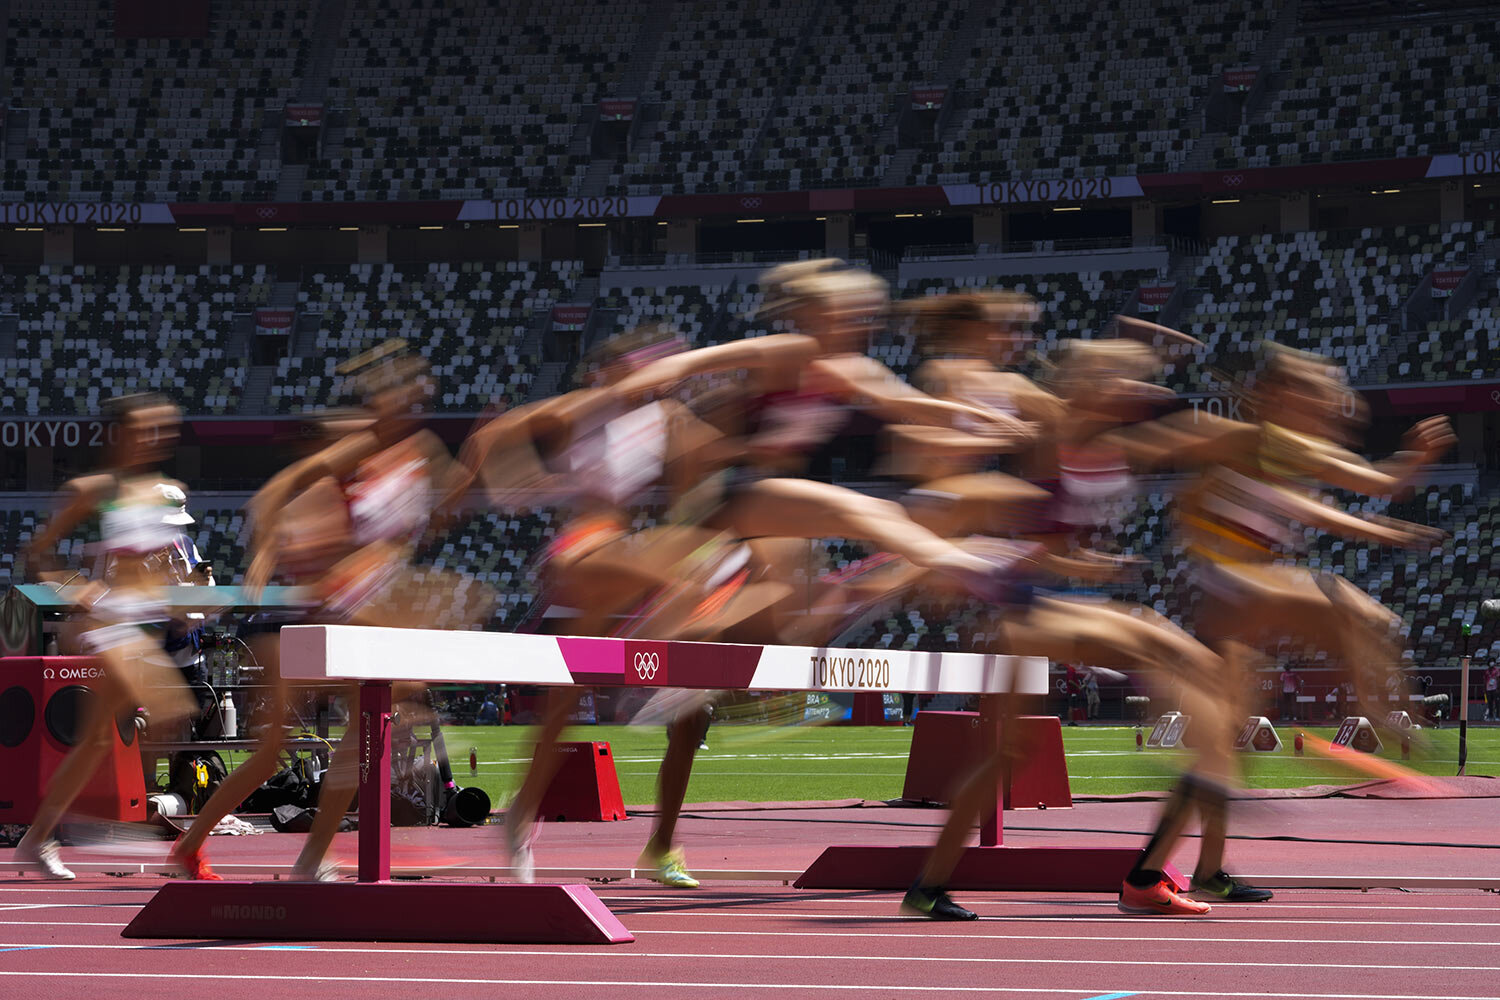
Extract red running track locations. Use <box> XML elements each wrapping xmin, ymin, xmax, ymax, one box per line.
<box><xmin>1</xmin><ymin>794</ymin><xmax>1498</xmax><ymax>999</ymax></box>
<box><xmin>0</xmin><ymin>878</ymin><xmax>1497</xmax><ymax>999</ymax></box>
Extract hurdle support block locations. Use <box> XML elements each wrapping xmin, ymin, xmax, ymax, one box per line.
<box><xmin>794</xmin><ymin>846</ymin><xmax>1184</xmax><ymax>893</ymax></box>
<box><xmin>802</xmin><ymin>693</ymin><xmax>1180</xmax><ymax>893</ymax></box>
<box><xmin>123</xmin><ymin>881</ymin><xmax>634</xmax><ymax>944</ymax></box>
<box><xmin>902</xmin><ymin>713</ymin><xmax>1071</xmax><ymax>809</ymax></box>
<box><xmin>536</xmin><ymin>741</ymin><xmax>627</xmax><ymax>822</ymax></box>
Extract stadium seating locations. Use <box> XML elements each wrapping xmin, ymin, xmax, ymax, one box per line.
<box><xmin>1388</xmin><ymin>276</ymin><xmax>1500</xmax><ymax>382</ymax></box>
<box><xmin>1172</xmin><ymin>224</ymin><xmax>1481</xmax><ymax>392</ymax></box>
<box><xmin>4</xmin><ymin>0</ymin><xmax>303</xmax><ymax>201</ymax></box>
<box><xmin>269</xmin><ymin>260</ymin><xmax>582</xmax><ymax>413</ymax></box>
<box><xmin>609</xmin><ymin>0</ymin><xmax>805</xmax><ymax>196</ymax></box>
<box><xmin>301</xmin><ymin>0</ymin><xmax>639</xmax><ymax>201</ymax></box>
<box><xmin>1214</xmin><ymin>21</ymin><xmax>1500</xmax><ymax>169</ymax></box>
<box><xmin>905</xmin><ymin>0</ymin><xmax>1275</xmax><ymax>186</ymax></box>
<box><xmin>0</xmin><ymin>264</ymin><xmax>261</xmax><ymax>415</ymax></box>
<box><xmin>3</xmin><ymin>2</ymin><xmax>1495</xmax><ymax>199</ymax></box>
<box><xmin>745</xmin><ymin>0</ymin><xmax>960</xmax><ymax>190</ymax></box>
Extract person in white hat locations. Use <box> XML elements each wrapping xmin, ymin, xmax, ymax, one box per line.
<box><xmin>151</xmin><ymin>483</ymin><xmax>213</xmax><ymax>586</ymax></box>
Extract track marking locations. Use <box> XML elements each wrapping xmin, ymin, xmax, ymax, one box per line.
<box><xmin>636</xmin><ymin>929</ymin><xmax>1500</xmax><ymax>948</ymax></box>
<box><xmin>0</xmin><ymin>971</ymin><xmax>1495</xmax><ymax>998</ymax></box>
<box><xmin>627</xmin><ymin>910</ymin><xmax>1500</xmax><ymax>927</ymax></box>
<box><xmin>0</xmin><ymin>916</ymin><xmax>1495</xmax><ymax>946</ymax></box>
<box><xmin>0</xmin><ymin>920</ymin><xmax>128</xmax><ymax>927</ymax></box>
<box><xmin>1081</xmin><ymin>994</ymin><xmax>1137</xmax><ymax>1000</ymax></box>
<box><xmin>600</xmin><ymin>895</ymin><xmax>1500</xmax><ymax>913</ymax></box>
<box><xmin>0</xmin><ymin>941</ymin><xmax>1486</xmax><ymax>973</ymax></box>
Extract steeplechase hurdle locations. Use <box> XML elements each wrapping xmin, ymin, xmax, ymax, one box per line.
<box><xmin>124</xmin><ymin>625</ymin><xmax>1158</xmax><ymax>944</ymax></box>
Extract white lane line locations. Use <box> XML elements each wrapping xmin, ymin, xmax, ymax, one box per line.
<box><xmin>637</xmin><ymin>928</ymin><xmax>1500</xmax><ymax>947</ymax></box>
<box><xmin>0</xmin><ymin>887</ymin><xmax>156</xmax><ymax>893</ymax></box>
<box><xmin>0</xmin><ymin>972</ymin><xmax>1494</xmax><ymax>998</ymax></box>
<box><xmin>0</xmin><ymin>918</ymin><xmax>1486</xmax><ymax>949</ymax></box>
<box><xmin>0</xmin><ymin>903</ymin><xmax>141</xmax><ymax>912</ymax></box>
<box><xmin>0</xmin><ymin>920</ymin><xmax>128</xmax><ymax>927</ymax></box>
<box><xmin>601</xmin><ymin>895</ymin><xmax>1500</xmax><ymax>913</ymax></box>
<box><xmin>0</xmin><ymin>941</ymin><xmax>1486</xmax><ymax>973</ymax></box>
<box><xmin>627</xmin><ymin>911</ymin><xmax>1500</xmax><ymax>927</ymax></box>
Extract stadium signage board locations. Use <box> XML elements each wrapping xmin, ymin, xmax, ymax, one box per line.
<box><xmin>0</xmin><ymin>151</ymin><xmax>1490</xmax><ymax>230</ymax></box>
<box><xmin>910</xmin><ymin>87</ymin><xmax>947</xmax><ymax>110</ymax></box>
<box><xmin>1137</xmin><ymin>284</ymin><xmax>1174</xmax><ymax>311</ymax></box>
<box><xmin>254</xmin><ymin>308</ymin><xmax>295</xmax><ymax>332</ymax></box>
<box><xmin>1426</xmin><ymin>151</ymin><xmax>1500</xmax><ymax>178</ymax></box>
<box><xmin>957</xmin><ymin>177</ymin><xmax>1144</xmax><ymax>206</ymax></box>
<box><xmin>1222</xmin><ymin>67</ymin><xmax>1259</xmax><ymax>91</ymax></box>
<box><xmin>0</xmin><ymin>202</ymin><xmax>172</xmax><ymax>225</ymax></box>
<box><xmin>486</xmin><ymin>196</ymin><xmax>643</xmax><ymax>221</ymax></box>
<box><xmin>0</xmin><ymin>419</ymin><xmax>120</xmax><ymax>449</ymax></box>
<box><xmin>1430</xmin><ymin>269</ymin><xmax>1467</xmax><ymax>297</ymax></box>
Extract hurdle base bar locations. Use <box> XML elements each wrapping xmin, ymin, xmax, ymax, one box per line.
<box><xmin>793</xmin><ymin>845</ymin><xmax>1187</xmax><ymax>893</ymax></box>
<box><xmin>122</xmin><ymin>880</ymin><xmax>634</xmax><ymax>944</ymax></box>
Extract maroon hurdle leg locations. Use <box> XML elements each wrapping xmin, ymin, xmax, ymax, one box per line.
<box><xmin>357</xmin><ymin>680</ymin><xmax>392</xmax><ymax>883</ymax></box>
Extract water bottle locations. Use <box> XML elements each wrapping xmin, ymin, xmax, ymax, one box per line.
<box><xmin>221</xmin><ymin>694</ymin><xmax>237</xmax><ymax>738</ymax></box>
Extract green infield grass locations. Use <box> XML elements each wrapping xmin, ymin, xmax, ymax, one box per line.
<box><xmin>390</xmin><ymin>719</ymin><xmax>1500</xmax><ymax>809</ymax></box>
<box><xmin>193</xmin><ymin>718</ymin><xmax>1499</xmax><ymax>811</ymax></box>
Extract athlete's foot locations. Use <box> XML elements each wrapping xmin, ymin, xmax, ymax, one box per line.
<box><xmin>901</xmin><ymin>881</ymin><xmax>977</xmax><ymax>920</ymax></box>
<box><xmin>17</xmin><ymin>837</ymin><xmax>74</xmax><ymax>881</ymax></box>
<box><xmin>290</xmin><ymin>859</ymin><xmax>343</xmax><ymax>883</ymax></box>
<box><xmin>170</xmin><ymin>839</ymin><xmax>223</xmax><ymax>881</ymax></box>
<box><xmin>505</xmin><ymin>818</ymin><xmax>537</xmax><ymax>883</ymax></box>
<box><xmin>639</xmin><ymin>845</ymin><xmax>699</xmax><ymax>888</ymax></box>
<box><xmin>1117</xmin><ymin>877</ymin><xmax>1211</xmax><ymax>915</ymax></box>
<box><xmin>1189</xmin><ymin>870</ymin><xmax>1273</xmax><ymax>902</ymax></box>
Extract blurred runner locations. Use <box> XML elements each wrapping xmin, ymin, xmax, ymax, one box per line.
<box><xmin>174</xmin><ymin>343</ymin><xmax>483</xmax><ymax>881</ymax></box>
<box><xmin>16</xmin><ymin>395</ymin><xmax>198</xmax><ymax>880</ymax></box>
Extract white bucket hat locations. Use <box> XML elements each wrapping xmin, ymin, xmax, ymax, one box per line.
<box><xmin>155</xmin><ymin>483</ymin><xmax>195</xmax><ymax>525</ymax></box>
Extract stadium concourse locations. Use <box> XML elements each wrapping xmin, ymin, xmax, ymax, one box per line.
<box><xmin>3</xmin><ymin>0</ymin><xmax>1500</xmax><ymax>995</ymax></box>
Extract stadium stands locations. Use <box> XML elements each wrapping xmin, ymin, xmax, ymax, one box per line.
<box><xmin>2</xmin><ymin>1</ymin><xmax>1493</xmax><ymax>198</ymax></box>
<box><xmin>1</xmin><ymin>0</ymin><xmax>1493</xmax><ymax>702</ymax></box>
<box><xmin>746</xmin><ymin>0</ymin><xmax>961</xmax><ymax>190</ymax></box>
<box><xmin>4</xmin><ymin>0</ymin><xmax>303</xmax><ymax>201</ymax></box>
<box><xmin>1172</xmin><ymin>223</ymin><xmax>1485</xmax><ymax>391</ymax></box>
<box><xmin>1214</xmin><ymin>21</ymin><xmax>1500</xmax><ymax>169</ymax></box>
<box><xmin>609</xmin><ymin>0</ymin><xmax>806</xmax><ymax>196</ymax></box>
<box><xmin>272</xmin><ymin>260</ymin><xmax>581</xmax><ymax>413</ymax></box>
<box><xmin>906</xmin><ymin>0</ymin><xmax>1276</xmax><ymax>186</ymax></box>
<box><xmin>301</xmin><ymin>0</ymin><xmax>639</xmax><ymax>201</ymax></box>
<box><xmin>1</xmin><ymin>264</ymin><xmax>260</xmax><ymax>415</ymax></box>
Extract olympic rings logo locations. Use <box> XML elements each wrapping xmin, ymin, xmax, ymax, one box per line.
<box><xmin>257</xmin><ymin>206</ymin><xmax>278</xmax><ymax>219</ymax></box>
<box><xmin>740</xmin><ymin>197</ymin><xmax>762</xmax><ymax>209</ymax></box>
<box><xmin>634</xmin><ymin>651</ymin><xmax>660</xmax><ymax>680</ymax></box>
<box><xmin>1222</xmin><ymin>174</ymin><xmax>1245</xmax><ymax>188</ymax></box>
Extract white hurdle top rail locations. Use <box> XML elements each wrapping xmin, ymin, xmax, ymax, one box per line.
<box><xmin>280</xmin><ymin>625</ymin><xmax>1049</xmax><ymax>696</ymax></box>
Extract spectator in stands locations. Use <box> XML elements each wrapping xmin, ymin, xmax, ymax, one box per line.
<box><xmin>1280</xmin><ymin>666</ymin><xmax>1300</xmax><ymax>721</ymax></box>
<box><xmin>1485</xmin><ymin>662</ymin><xmax>1499</xmax><ymax>722</ymax></box>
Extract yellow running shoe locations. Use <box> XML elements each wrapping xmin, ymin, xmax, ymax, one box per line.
<box><xmin>640</xmin><ymin>846</ymin><xmax>700</xmax><ymax>888</ymax></box>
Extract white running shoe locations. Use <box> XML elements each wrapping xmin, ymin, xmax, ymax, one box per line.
<box><xmin>290</xmin><ymin>859</ymin><xmax>342</xmax><ymax>883</ymax></box>
<box><xmin>18</xmin><ymin>838</ymin><xmax>75</xmax><ymax>881</ymax></box>
<box><xmin>505</xmin><ymin>819</ymin><xmax>538</xmax><ymax>883</ymax></box>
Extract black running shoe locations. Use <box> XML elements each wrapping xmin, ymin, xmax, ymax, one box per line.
<box><xmin>901</xmin><ymin>883</ymin><xmax>978</xmax><ymax>920</ymax></box>
<box><xmin>1190</xmin><ymin>870</ymin><xmax>1273</xmax><ymax>902</ymax></box>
